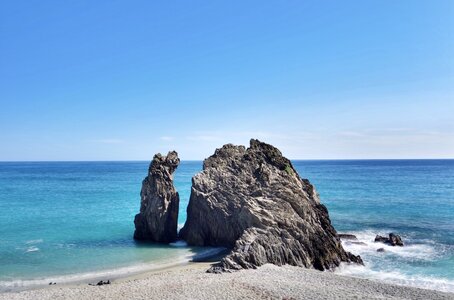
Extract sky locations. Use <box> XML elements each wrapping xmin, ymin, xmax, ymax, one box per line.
<box><xmin>1</xmin><ymin>1</ymin><xmax>453</xmax><ymax>160</ymax></box>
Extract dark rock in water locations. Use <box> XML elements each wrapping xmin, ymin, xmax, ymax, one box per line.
<box><xmin>377</xmin><ymin>248</ymin><xmax>385</xmax><ymax>252</ymax></box>
<box><xmin>134</xmin><ymin>151</ymin><xmax>180</xmax><ymax>243</ymax></box>
<box><xmin>389</xmin><ymin>233</ymin><xmax>404</xmax><ymax>246</ymax></box>
<box><xmin>338</xmin><ymin>234</ymin><xmax>358</xmax><ymax>240</ymax></box>
<box><xmin>374</xmin><ymin>235</ymin><xmax>389</xmax><ymax>243</ymax></box>
<box><xmin>374</xmin><ymin>233</ymin><xmax>404</xmax><ymax>246</ymax></box>
<box><xmin>180</xmin><ymin>139</ymin><xmax>363</xmax><ymax>272</ymax></box>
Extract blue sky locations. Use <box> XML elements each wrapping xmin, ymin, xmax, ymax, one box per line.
<box><xmin>1</xmin><ymin>1</ymin><xmax>453</xmax><ymax>160</ymax></box>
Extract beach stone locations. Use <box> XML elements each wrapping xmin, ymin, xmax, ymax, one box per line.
<box><xmin>133</xmin><ymin>151</ymin><xmax>180</xmax><ymax>243</ymax></box>
<box><xmin>180</xmin><ymin>139</ymin><xmax>363</xmax><ymax>272</ymax></box>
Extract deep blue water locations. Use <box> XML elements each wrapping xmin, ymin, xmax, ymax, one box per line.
<box><xmin>0</xmin><ymin>160</ymin><xmax>453</xmax><ymax>292</ymax></box>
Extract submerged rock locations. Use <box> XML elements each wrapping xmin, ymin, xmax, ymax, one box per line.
<box><xmin>180</xmin><ymin>139</ymin><xmax>362</xmax><ymax>272</ymax></box>
<box><xmin>374</xmin><ymin>235</ymin><xmax>388</xmax><ymax>243</ymax></box>
<box><xmin>134</xmin><ymin>151</ymin><xmax>180</xmax><ymax>243</ymax></box>
<box><xmin>374</xmin><ymin>233</ymin><xmax>404</xmax><ymax>246</ymax></box>
<box><xmin>338</xmin><ymin>234</ymin><xmax>358</xmax><ymax>240</ymax></box>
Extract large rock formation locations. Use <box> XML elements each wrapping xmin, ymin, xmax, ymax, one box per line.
<box><xmin>180</xmin><ymin>139</ymin><xmax>362</xmax><ymax>272</ymax></box>
<box><xmin>134</xmin><ymin>151</ymin><xmax>180</xmax><ymax>243</ymax></box>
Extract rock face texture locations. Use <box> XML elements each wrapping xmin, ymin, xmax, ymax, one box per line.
<box><xmin>180</xmin><ymin>139</ymin><xmax>362</xmax><ymax>272</ymax></box>
<box><xmin>134</xmin><ymin>151</ymin><xmax>180</xmax><ymax>243</ymax></box>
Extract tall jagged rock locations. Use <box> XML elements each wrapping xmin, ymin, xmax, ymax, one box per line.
<box><xmin>134</xmin><ymin>151</ymin><xmax>180</xmax><ymax>243</ymax></box>
<box><xmin>180</xmin><ymin>139</ymin><xmax>362</xmax><ymax>272</ymax></box>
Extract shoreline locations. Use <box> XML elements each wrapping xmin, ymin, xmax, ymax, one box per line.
<box><xmin>1</xmin><ymin>262</ymin><xmax>453</xmax><ymax>300</ymax></box>
<box><xmin>0</xmin><ymin>259</ymin><xmax>192</xmax><ymax>293</ymax></box>
<box><xmin>0</xmin><ymin>246</ymin><xmax>228</xmax><ymax>293</ymax></box>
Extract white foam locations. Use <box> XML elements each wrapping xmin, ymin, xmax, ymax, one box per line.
<box><xmin>336</xmin><ymin>230</ymin><xmax>454</xmax><ymax>293</ymax></box>
<box><xmin>340</xmin><ymin>230</ymin><xmax>437</xmax><ymax>261</ymax></box>
<box><xmin>25</xmin><ymin>246</ymin><xmax>39</xmax><ymax>253</ymax></box>
<box><xmin>336</xmin><ymin>263</ymin><xmax>454</xmax><ymax>293</ymax></box>
<box><xmin>25</xmin><ymin>239</ymin><xmax>43</xmax><ymax>245</ymax></box>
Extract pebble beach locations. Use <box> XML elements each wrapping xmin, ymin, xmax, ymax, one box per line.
<box><xmin>2</xmin><ymin>262</ymin><xmax>453</xmax><ymax>300</ymax></box>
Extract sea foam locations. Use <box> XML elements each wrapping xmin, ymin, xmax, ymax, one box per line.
<box><xmin>25</xmin><ymin>246</ymin><xmax>40</xmax><ymax>253</ymax></box>
<box><xmin>337</xmin><ymin>263</ymin><xmax>454</xmax><ymax>293</ymax></box>
<box><xmin>337</xmin><ymin>230</ymin><xmax>454</xmax><ymax>293</ymax></box>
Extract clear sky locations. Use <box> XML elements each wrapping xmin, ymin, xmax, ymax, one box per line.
<box><xmin>1</xmin><ymin>1</ymin><xmax>453</xmax><ymax>160</ymax></box>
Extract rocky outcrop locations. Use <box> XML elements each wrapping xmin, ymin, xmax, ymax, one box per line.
<box><xmin>374</xmin><ymin>233</ymin><xmax>404</xmax><ymax>246</ymax></box>
<box><xmin>180</xmin><ymin>139</ymin><xmax>362</xmax><ymax>272</ymax></box>
<box><xmin>134</xmin><ymin>151</ymin><xmax>180</xmax><ymax>243</ymax></box>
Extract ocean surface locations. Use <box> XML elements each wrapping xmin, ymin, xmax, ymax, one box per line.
<box><xmin>0</xmin><ymin>160</ymin><xmax>453</xmax><ymax>292</ymax></box>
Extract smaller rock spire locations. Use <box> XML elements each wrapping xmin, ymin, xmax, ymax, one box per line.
<box><xmin>133</xmin><ymin>151</ymin><xmax>180</xmax><ymax>243</ymax></box>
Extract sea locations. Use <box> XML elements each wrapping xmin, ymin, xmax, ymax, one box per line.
<box><xmin>0</xmin><ymin>160</ymin><xmax>453</xmax><ymax>293</ymax></box>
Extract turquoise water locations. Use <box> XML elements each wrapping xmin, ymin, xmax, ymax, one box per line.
<box><xmin>298</xmin><ymin>160</ymin><xmax>454</xmax><ymax>292</ymax></box>
<box><xmin>0</xmin><ymin>160</ymin><xmax>453</xmax><ymax>292</ymax></box>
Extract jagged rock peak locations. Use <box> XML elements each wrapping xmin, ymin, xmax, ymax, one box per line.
<box><xmin>180</xmin><ymin>139</ymin><xmax>362</xmax><ymax>272</ymax></box>
<box><xmin>133</xmin><ymin>151</ymin><xmax>180</xmax><ymax>243</ymax></box>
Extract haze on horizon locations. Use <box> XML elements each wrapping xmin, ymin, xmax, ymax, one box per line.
<box><xmin>1</xmin><ymin>1</ymin><xmax>453</xmax><ymax>161</ymax></box>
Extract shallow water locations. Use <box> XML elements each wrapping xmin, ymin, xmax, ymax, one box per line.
<box><xmin>0</xmin><ymin>160</ymin><xmax>453</xmax><ymax>292</ymax></box>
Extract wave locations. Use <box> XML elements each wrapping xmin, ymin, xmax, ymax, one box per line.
<box><xmin>25</xmin><ymin>239</ymin><xmax>43</xmax><ymax>245</ymax></box>
<box><xmin>336</xmin><ymin>263</ymin><xmax>454</xmax><ymax>293</ymax></box>
<box><xmin>337</xmin><ymin>229</ymin><xmax>454</xmax><ymax>293</ymax></box>
<box><xmin>340</xmin><ymin>230</ymin><xmax>438</xmax><ymax>261</ymax></box>
<box><xmin>25</xmin><ymin>246</ymin><xmax>40</xmax><ymax>253</ymax></box>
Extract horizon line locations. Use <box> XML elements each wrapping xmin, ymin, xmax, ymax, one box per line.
<box><xmin>1</xmin><ymin>158</ymin><xmax>453</xmax><ymax>163</ymax></box>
